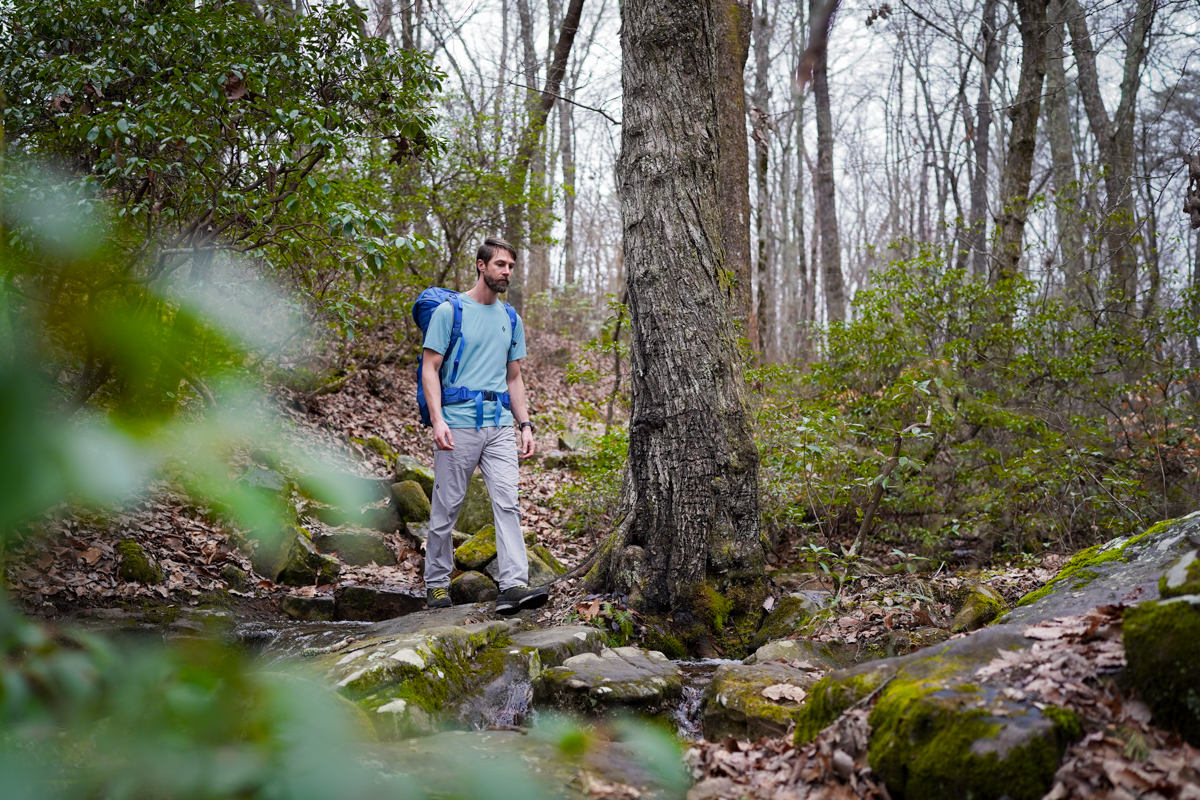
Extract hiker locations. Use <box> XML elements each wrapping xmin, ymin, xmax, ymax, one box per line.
<box><xmin>418</xmin><ymin>237</ymin><xmax>548</xmax><ymax>615</ymax></box>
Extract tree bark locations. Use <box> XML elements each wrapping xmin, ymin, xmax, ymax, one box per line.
<box><xmin>965</xmin><ymin>0</ymin><xmax>1000</xmax><ymax>279</ymax></box>
<box><xmin>713</xmin><ymin>0</ymin><xmax>754</xmax><ymax>341</ymax></box>
<box><xmin>1062</xmin><ymin>0</ymin><xmax>1156</xmax><ymax>318</ymax></box>
<box><xmin>810</xmin><ymin>0</ymin><xmax>844</xmax><ymax>322</ymax></box>
<box><xmin>560</xmin><ymin>86</ymin><xmax>577</xmax><ymax>285</ymax></box>
<box><xmin>752</xmin><ymin>0</ymin><xmax>775</xmax><ymax>359</ymax></box>
<box><xmin>1045</xmin><ymin>0</ymin><xmax>1087</xmax><ymax>306</ymax></box>
<box><xmin>603</xmin><ymin>0</ymin><xmax>763</xmax><ymax>616</ymax></box>
<box><xmin>992</xmin><ymin>0</ymin><xmax>1049</xmax><ymax>285</ymax></box>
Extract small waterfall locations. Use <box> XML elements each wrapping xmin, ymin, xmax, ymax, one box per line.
<box><xmin>458</xmin><ymin>664</ymin><xmax>535</xmax><ymax>730</ymax></box>
<box><xmin>674</xmin><ymin>658</ymin><xmax>742</xmax><ymax>740</ymax></box>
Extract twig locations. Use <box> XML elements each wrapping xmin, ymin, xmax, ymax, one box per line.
<box><xmin>506</xmin><ymin>81</ymin><xmax>621</xmax><ymax>125</ymax></box>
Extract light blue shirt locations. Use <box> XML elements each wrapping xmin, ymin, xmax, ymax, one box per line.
<box><xmin>423</xmin><ymin>295</ymin><xmax>526</xmax><ymax>429</ymax></box>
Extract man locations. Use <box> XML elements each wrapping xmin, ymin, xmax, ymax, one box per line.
<box><xmin>421</xmin><ymin>237</ymin><xmax>549</xmax><ymax>615</ymax></box>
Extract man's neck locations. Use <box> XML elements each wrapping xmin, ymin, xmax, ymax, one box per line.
<box><xmin>465</xmin><ymin>278</ymin><xmax>500</xmax><ymax>305</ymax></box>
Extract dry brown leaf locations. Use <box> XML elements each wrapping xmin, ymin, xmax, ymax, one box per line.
<box><xmin>761</xmin><ymin>684</ymin><xmax>807</xmax><ymax>703</ymax></box>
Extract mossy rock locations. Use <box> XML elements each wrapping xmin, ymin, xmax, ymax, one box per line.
<box><xmin>1008</xmin><ymin>512</ymin><xmax>1200</xmax><ymax>624</ymax></box>
<box><xmin>884</xmin><ymin>626</ymin><xmax>950</xmax><ymax>657</ymax></box>
<box><xmin>745</xmin><ymin>638</ymin><xmax>852</xmax><ymax>670</ymax></box>
<box><xmin>313</xmin><ymin>530</ymin><xmax>396</xmax><ymax>566</ymax></box>
<box><xmin>281</xmin><ymin>594</ymin><xmax>335</xmax><ymax>621</ymax></box>
<box><xmin>750</xmin><ymin>595</ymin><xmax>814</xmax><ymax>651</ymax></box>
<box><xmin>450</xmin><ymin>571</ymin><xmax>498</xmax><ymax>604</ymax></box>
<box><xmin>701</xmin><ymin>661</ymin><xmax>823</xmax><ymax>740</ymax></box>
<box><xmin>794</xmin><ymin>660</ymin><xmax>899</xmax><ymax>745</ymax></box>
<box><xmin>456</xmin><ymin>473</ymin><xmax>493</xmax><ymax>535</ymax></box>
<box><xmin>354</xmin><ymin>436</ymin><xmax>396</xmax><ymax>461</ymax></box>
<box><xmin>334</xmin><ymin>585</ymin><xmax>425</xmax><ymax>622</ymax></box>
<box><xmin>391</xmin><ymin>480</ymin><xmax>432</xmax><ymax>524</ymax></box>
<box><xmin>273</xmin><ymin>528</ymin><xmax>340</xmax><ymax>587</ymax></box>
<box><xmin>949</xmin><ymin>584</ymin><xmax>1007</xmax><ymax>633</ymax></box>
<box><xmin>485</xmin><ymin>550</ymin><xmax>560</xmax><ymax>587</ymax></box>
<box><xmin>393</xmin><ymin>455</ymin><xmax>434</xmax><ymax>499</ymax></box>
<box><xmin>1123</xmin><ymin>594</ymin><xmax>1200</xmax><ymax>745</ymax></box>
<box><xmin>220</xmin><ymin>563</ymin><xmax>247</xmax><ymax>590</ymax></box>
<box><xmin>531</xmin><ymin>544</ymin><xmax>566</xmax><ymax>575</ymax></box>
<box><xmin>533</xmin><ymin>646</ymin><xmax>683</xmax><ymax>715</ymax></box>
<box><xmin>117</xmin><ymin>539</ymin><xmax>162</xmax><ymax>584</ymax></box>
<box><xmin>455</xmin><ymin>526</ymin><xmax>499</xmax><ymax>571</ymax></box>
<box><xmin>1159</xmin><ymin>549</ymin><xmax>1200</xmax><ymax>599</ymax></box>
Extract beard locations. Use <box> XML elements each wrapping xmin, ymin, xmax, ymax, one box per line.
<box><xmin>484</xmin><ymin>273</ymin><xmax>510</xmax><ymax>293</ymax></box>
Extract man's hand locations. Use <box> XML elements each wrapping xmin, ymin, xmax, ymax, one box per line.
<box><xmin>433</xmin><ymin>419</ymin><xmax>455</xmax><ymax>451</ymax></box>
<box><xmin>518</xmin><ymin>426</ymin><xmax>535</xmax><ymax>459</ymax></box>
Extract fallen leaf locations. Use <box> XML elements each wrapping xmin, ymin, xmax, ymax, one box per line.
<box><xmin>761</xmin><ymin>684</ymin><xmax>807</xmax><ymax>703</ymax></box>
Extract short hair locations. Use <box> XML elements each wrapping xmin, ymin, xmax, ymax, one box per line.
<box><xmin>476</xmin><ymin>237</ymin><xmax>517</xmax><ymax>275</ymax></box>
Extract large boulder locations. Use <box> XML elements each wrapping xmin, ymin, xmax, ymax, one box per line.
<box><xmin>533</xmin><ymin>647</ymin><xmax>683</xmax><ymax>714</ymax></box>
<box><xmin>1124</xmin><ymin>593</ymin><xmax>1200</xmax><ymax>745</ymax></box>
<box><xmin>485</xmin><ymin>549</ymin><xmax>561</xmax><ymax>587</ymax></box>
<box><xmin>394</xmin><ymin>456</ymin><xmax>435</xmax><ymax>499</ymax></box>
<box><xmin>454</xmin><ymin>525</ymin><xmax>537</xmax><ymax>572</ymax></box>
<box><xmin>456</xmin><ymin>474</ymin><xmax>494</xmax><ymax>535</ymax></box>
<box><xmin>701</xmin><ymin>661</ymin><xmax>824</xmax><ymax>741</ymax></box>
<box><xmin>391</xmin><ymin>480</ymin><xmax>432</xmax><ymax>524</ymax></box>
<box><xmin>313</xmin><ymin>529</ymin><xmax>396</xmax><ymax>566</ymax></box>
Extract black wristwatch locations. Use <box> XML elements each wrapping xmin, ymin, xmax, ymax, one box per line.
<box><xmin>519</xmin><ymin>421</ymin><xmax>536</xmax><ymax>433</ymax></box>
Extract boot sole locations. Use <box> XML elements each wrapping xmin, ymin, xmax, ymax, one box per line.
<box><xmin>494</xmin><ymin>588</ymin><xmax>549</xmax><ymax>616</ymax></box>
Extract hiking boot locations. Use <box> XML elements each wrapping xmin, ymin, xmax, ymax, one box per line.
<box><xmin>426</xmin><ymin>586</ymin><xmax>452</xmax><ymax>609</ymax></box>
<box><xmin>495</xmin><ymin>584</ymin><xmax>549</xmax><ymax>615</ymax></box>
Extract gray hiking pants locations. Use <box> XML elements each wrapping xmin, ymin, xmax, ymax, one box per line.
<box><xmin>424</xmin><ymin>426</ymin><xmax>528</xmax><ymax>591</ymax></box>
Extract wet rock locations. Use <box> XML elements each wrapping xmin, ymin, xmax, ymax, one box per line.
<box><xmin>750</xmin><ymin>595</ymin><xmax>815</xmax><ymax>650</ymax></box>
<box><xmin>949</xmin><ymin>584</ymin><xmax>1007</xmax><ymax>633</ymax></box>
<box><xmin>393</xmin><ymin>455</ymin><xmax>434</xmax><ymax>499</ymax></box>
<box><xmin>1124</xmin><ymin>594</ymin><xmax>1200</xmax><ymax>745</ymax></box>
<box><xmin>1159</xmin><ymin>548</ymin><xmax>1200</xmax><ymax>599</ymax></box>
<box><xmin>1006</xmin><ymin>512</ymin><xmax>1200</xmax><ymax>624</ymax></box>
<box><xmin>391</xmin><ymin>480</ymin><xmax>432</xmax><ymax>524</ymax></box>
<box><xmin>313</xmin><ymin>529</ymin><xmax>396</xmax><ymax>566</ymax></box>
<box><xmin>509</xmin><ymin>626</ymin><xmax>606</xmax><ymax>668</ymax></box>
<box><xmin>334</xmin><ymin>584</ymin><xmax>425</xmax><ymax>622</ymax></box>
<box><xmin>702</xmin><ymin>661</ymin><xmax>825</xmax><ymax>741</ymax></box>
<box><xmin>456</xmin><ymin>474</ymin><xmax>494</xmax><ymax>535</ymax></box>
<box><xmin>281</xmin><ymin>594</ymin><xmax>335</xmax><ymax>622</ymax></box>
<box><xmin>117</xmin><ymin>539</ymin><xmax>162</xmax><ymax>584</ymax></box>
<box><xmin>450</xmin><ymin>571</ymin><xmax>498</xmax><ymax>604</ymax></box>
<box><xmin>314</xmin><ymin>615</ymin><xmax>517</xmax><ymax>739</ymax></box>
<box><xmin>533</xmin><ymin>647</ymin><xmax>683</xmax><ymax>714</ymax></box>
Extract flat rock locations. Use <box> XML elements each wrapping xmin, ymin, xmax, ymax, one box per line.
<box><xmin>510</xmin><ymin>626</ymin><xmax>606</xmax><ymax>668</ymax></box>
<box><xmin>743</xmin><ymin>638</ymin><xmax>847</xmax><ymax>669</ymax></box>
<box><xmin>335</xmin><ymin>584</ymin><xmax>425</xmax><ymax>622</ymax></box>
<box><xmin>533</xmin><ymin>646</ymin><xmax>683</xmax><ymax>713</ymax></box>
<box><xmin>702</xmin><ymin>661</ymin><xmax>825</xmax><ymax>741</ymax></box>
<box><xmin>313</xmin><ymin>530</ymin><xmax>396</xmax><ymax>566</ymax></box>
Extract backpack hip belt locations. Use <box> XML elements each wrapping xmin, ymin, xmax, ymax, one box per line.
<box><xmin>440</xmin><ymin>387</ymin><xmax>512</xmax><ymax>429</ymax></box>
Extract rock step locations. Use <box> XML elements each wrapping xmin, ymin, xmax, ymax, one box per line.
<box><xmin>533</xmin><ymin>646</ymin><xmax>682</xmax><ymax>714</ymax></box>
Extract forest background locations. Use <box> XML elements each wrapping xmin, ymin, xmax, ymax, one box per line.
<box><xmin>1</xmin><ymin>0</ymin><xmax>1200</xmax><ymax>794</ymax></box>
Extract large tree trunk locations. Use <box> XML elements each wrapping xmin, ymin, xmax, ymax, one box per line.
<box><xmin>713</xmin><ymin>0</ymin><xmax>754</xmax><ymax>340</ymax></box>
<box><xmin>1062</xmin><ymin>0</ymin><xmax>1156</xmax><ymax>318</ymax></box>
<box><xmin>810</xmin><ymin>0</ymin><xmax>845</xmax><ymax>322</ymax></box>
<box><xmin>992</xmin><ymin>0</ymin><xmax>1049</xmax><ymax>285</ymax></box>
<box><xmin>752</xmin><ymin>0</ymin><xmax>775</xmax><ymax>359</ymax></box>
<box><xmin>1046</xmin><ymin>0</ymin><xmax>1087</xmax><ymax>306</ymax></box>
<box><xmin>597</xmin><ymin>0</ymin><xmax>763</xmax><ymax>625</ymax></box>
<box><xmin>965</xmin><ymin>0</ymin><xmax>1000</xmax><ymax>279</ymax></box>
<box><xmin>503</xmin><ymin>0</ymin><xmax>587</xmax><ymax>311</ymax></box>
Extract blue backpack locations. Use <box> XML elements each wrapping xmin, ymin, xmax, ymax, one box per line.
<box><xmin>412</xmin><ymin>288</ymin><xmax>519</xmax><ymax>429</ymax></box>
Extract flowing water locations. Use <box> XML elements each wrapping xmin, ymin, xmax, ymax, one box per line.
<box><xmin>674</xmin><ymin>659</ymin><xmax>743</xmax><ymax>740</ymax></box>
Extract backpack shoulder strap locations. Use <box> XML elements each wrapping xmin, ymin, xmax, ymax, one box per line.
<box><xmin>446</xmin><ymin>294</ymin><xmax>465</xmax><ymax>383</ymax></box>
<box><xmin>504</xmin><ymin>303</ymin><xmax>518</xmax><ymax>359</ymax></box>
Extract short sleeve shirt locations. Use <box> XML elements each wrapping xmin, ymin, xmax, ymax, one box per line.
<box><xmin>423</xmin><ymin>295</ymin><xmax>527</xmax><ymax>428</ymax></box>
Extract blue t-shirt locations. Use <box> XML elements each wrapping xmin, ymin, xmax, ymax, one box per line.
<box><xmin>423</xmin><ymin>295</ymin><xmax>527</xmax><ymax>428</ymax></box>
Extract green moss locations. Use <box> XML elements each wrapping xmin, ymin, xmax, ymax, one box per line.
<box><xmin>1017</xmin><ymin>530</ymin><xmax>1150</xmax><ymax>608</ymax></box>
<box><xmin>391</xmin><ymin>480</ymin><xmax>431</xmax><ymax>524</ymax></box>
<box><xmin>454</xmin><ymin>526</ymin><xmax>498</xmax><ymax>571</ymax></box>
<box><xmin>531</xmin><ymin>544</ymin><xmax>566</xmax><ymax>575</ymax></box>
<box><xmin>1159</xmin><ymin>550</ymin><xmax>1200</xmax><ymax>599</ymax></box>
<box><xmin>951</xmin><ymin>586</ymin><xmax>1007</xmax><ymax>633</ymax></box>
<box><xmin>794</xmin><ymin>670</ymin><xmax>891</xmax><ymax>745</ymax></box>
<box><xmin>1042</xmin><ymin>705</ymin><xmax>1083</xmax><ymax>743</ymax></box>
<box><xmin>1123</xmin><ymin>596</ymin><xmax>1200</xmax><ymax>745</ymax></box>
<box><xmin>117</xmin><ymin>539</ymin><xmax>162</xmax><ymax>584</ymax></box>
<box><xmin>868</xmin><ymin>676</ymin><xmax>1079</xmax><ymax>800</ymax></box>
<box><xmin>751</xmin><ymin>595</ymin><xmax>812</xmax><ymax>649</ymax></box>
<box><xmin>642</xmin><ymin>624</ymin><xmax>688</xmax><ymax>660</ymax></box>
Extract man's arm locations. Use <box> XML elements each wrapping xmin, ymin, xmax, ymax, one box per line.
<box><xmin>423</xmin><ymin>348</ymin><xmax>454</xmax><ymax>451</ymax></box>
<box><xmin>506</xmin><ymin>359</ymin><xmax>535</xmax><ymax>459</ymax></box>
